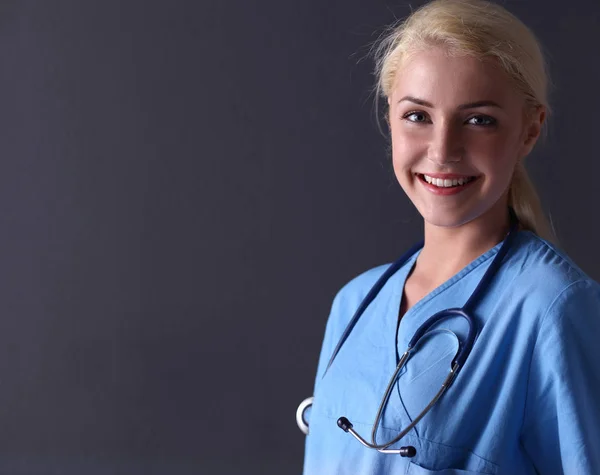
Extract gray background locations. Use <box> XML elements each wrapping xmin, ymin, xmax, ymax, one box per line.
<box><xmin>0</xmin><ymin>0</ymin><xmax>598</xmax><ymax>473</ymax></box>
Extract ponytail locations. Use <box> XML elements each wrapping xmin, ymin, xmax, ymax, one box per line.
<box><xmin>509</xmin><ymin>162</ymin><xmax>554</xmax><ymax>242</ymax></box>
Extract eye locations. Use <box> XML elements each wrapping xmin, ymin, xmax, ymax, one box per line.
<box><xmin>402</xmin><ymin>111</ymin><xmax>431</xmax><ymax>123</ymax></box>
<box><xmin>466</xmin><ymin>115</ymin><xmax>496</xmax><ymax>127</ymax></box>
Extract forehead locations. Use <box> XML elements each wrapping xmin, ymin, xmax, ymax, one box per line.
<box><xmin>391</xmin><ymin>48</ymin><xmax>521</xmax><ymax>107</ymax></box>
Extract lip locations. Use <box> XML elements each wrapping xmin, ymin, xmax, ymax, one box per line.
<box><xmin>416</xmin><ymin>173</ymin><xmax>480</xmax><ymax>196</ymax></box>
<box><xmin>417</xmin><ymin>172</ymin><xmax>475</xmax><ymax>179</ymax></box>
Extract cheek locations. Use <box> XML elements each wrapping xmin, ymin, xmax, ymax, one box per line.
<box><xmin>391</xmin><ymin>144</ymin><xmax>417</xmax><ymax>191</ymax></box>
<box><xmin>474</xmin><ymin>138</ymin><xmax>521</xmax><ymax>196</ymax></box>
<box><xmin>390</xmin><ymin>127</ymin><xmax>423</xmax><ymax>170</ymax></box>
<box><xmin>484</xmin><ymin>132</ymin><xmax>521</xmax><ymax>166</ymax></box>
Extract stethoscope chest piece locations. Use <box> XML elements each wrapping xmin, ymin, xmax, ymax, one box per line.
<box><xmin>296</xmin><ymin>396</ymin><xmax>314</xmax><ymax>435</ymax></box>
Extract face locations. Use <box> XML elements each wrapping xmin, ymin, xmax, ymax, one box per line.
<box><xmin>388</xmin><ymin>48</ymin><xmax>544</xmax><ymax>229</ymax></box>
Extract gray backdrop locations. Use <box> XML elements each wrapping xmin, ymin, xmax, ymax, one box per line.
<box><xmin>0</xmin><ymin>0</ymin><xmax>598</xmax><ymax>473</ymax></box>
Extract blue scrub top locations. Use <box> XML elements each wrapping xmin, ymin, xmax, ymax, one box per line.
<box><xmin>303</xmin><ymin>231</ymin><xmax>600</xmax><ymax>474</ymax></box>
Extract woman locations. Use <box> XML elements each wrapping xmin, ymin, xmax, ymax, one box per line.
<box><xmin>301</xmin><ymin>0</ymin><xmax>600</xmax><ymax>473</ymax></box>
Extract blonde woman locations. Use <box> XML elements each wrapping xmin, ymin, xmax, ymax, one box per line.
<box><xmin>300</xmin><ymin>0</ymin><xmax>600</xmax><ymax>473</ymax></box>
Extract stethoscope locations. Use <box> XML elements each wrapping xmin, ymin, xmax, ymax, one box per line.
<box><xmin>296</xmin><ymin>209</ymin><xmax>519</xmax><ymax>458</ymax></box>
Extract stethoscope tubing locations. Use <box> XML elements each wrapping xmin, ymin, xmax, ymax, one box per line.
<box><xmin>298</xmin><ymin>209</ymin><xmax>520</xmax><ymax>449</ymax></box>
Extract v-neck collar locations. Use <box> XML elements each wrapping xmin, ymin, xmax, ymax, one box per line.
<box><xmin>393</xmin><ymin>238</ymin><xmax>507</xmax><ymax>316</ymax></box>
<box><xmin>379</xmin><ymin>237</ymin><xmax>510</xmax><ymax>362</ymax></box>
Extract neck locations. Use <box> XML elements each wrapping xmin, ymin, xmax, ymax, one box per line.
<box><xmin>417</xmin><ymin>204</ymin><xmax>512</xmax><ymax>282</ymax></box>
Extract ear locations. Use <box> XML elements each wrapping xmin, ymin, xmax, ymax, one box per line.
<box><xmin>520</xmin><ymin>105</ymin><xmax>546</xmax><ymax>159</ymax></box>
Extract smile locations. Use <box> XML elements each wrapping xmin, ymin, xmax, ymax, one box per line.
<box><xmin>418</xmin><ymin>173</ymin><xmax>477</xmax><ymax>188</ymax></box>
<box><xmin>415</xmin><ymin>173</ymin><xmax>479</xmax><ymax>196</ymax></box>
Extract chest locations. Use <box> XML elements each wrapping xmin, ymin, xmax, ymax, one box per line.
<box><xmin>401</xmin><ymin>271</ymin><xmax>448</xmax><ymax>319</ymax></box>
<box><xmin>313</xmin><ymin>279</ymin><xmax>539</xmax><ymax>473</ymax></box>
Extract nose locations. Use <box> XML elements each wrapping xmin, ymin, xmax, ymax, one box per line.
<box><xmin>427</xmin><ymin>121</ymin><xmax>463</xmax><ymax>165</ymax></box>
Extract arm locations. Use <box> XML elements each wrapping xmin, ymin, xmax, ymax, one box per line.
<box><xmin>521</xmin><ymin>280</ymin><xmax>600</xmax><ymax>474</ymax></box>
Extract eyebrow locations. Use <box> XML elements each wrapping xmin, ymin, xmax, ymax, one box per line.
<box><xmin>397</xmin><ymin>96</ymin><xmax>502</xmax><ymax>110</ymax></box>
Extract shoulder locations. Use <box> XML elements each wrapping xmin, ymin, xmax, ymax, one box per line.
<box><xmin>330</xmin><ymin>262</ymin><xmax>391</xmax><ymax>316</ymax></box>
<box><xmin>510</xmin><ymin>231</ymin><xmax>599</xmax><ymax>301</ymax></box>
<box><xmin>510</xmin><ymin>237</ymin><xmax>600</xmax><ymax>471</ymax></box>
<box><xmin>313</xmin><ymin>262</ymin><xmax>396</xmax><ymax>379</ymax></box>
<box><xmin>510</xmin><ymin>231</ymin><xmax>600</xmax><ymax>333</ymax></box>
<box><xmin>323</xmin><ymin>258</ymin><xmax>405</xmax><ymax>339</ymax></box>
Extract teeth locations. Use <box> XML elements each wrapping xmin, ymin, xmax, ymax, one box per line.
<box><xmin>423</xmin><ymin>174</ymin><xmax>473</xmax><ymax>188</ymax></box>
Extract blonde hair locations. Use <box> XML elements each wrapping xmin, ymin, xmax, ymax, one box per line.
<box><xmin>373</xmin><ymin>0</ymin><xmax>554</xmax><ymax>240</ymax></box>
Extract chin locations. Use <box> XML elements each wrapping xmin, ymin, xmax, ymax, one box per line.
<box><xmin>420</xmin><ymin>201</ymin><xmax>504</xmax><ymax>230</ymax></box>
<box><xmin>419</xmin><ymin>206</ymin><xmax>484</xmax><ymax>229</ymax></box>
<box><xmin>423</xmin><ymin>215</ymin><xmax>471</xmax><ymax>228</ymax></box>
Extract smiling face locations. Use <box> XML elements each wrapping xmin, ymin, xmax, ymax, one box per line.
<box><xmin>388</xmin><ymin>48</ymin><xmax>543</xmax><ymax>229</ymax></box>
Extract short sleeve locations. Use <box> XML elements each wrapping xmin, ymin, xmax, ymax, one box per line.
<box><xmin>521</xmin><ymin>280</ymin><xmax>600</xmax><ymax>474</ymax></box>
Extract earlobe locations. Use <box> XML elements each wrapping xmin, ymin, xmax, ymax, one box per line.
<box><xmin>521</xmin><ymin>106</ymin><xmax>546</xmax><ymax>157</ymax></box>
<box><xmin>524</xmin><ymin>123</ymin><xmax>540</xmax><ymax>147</ymax></box>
